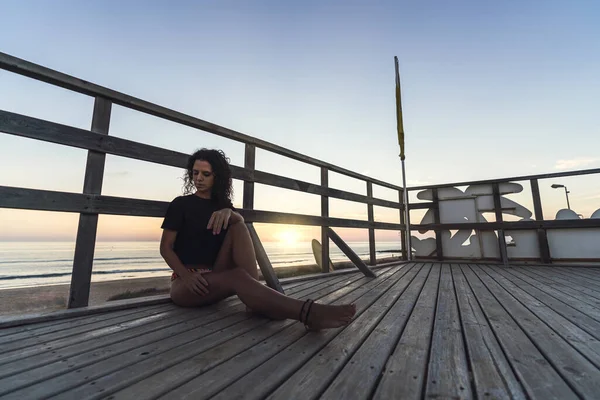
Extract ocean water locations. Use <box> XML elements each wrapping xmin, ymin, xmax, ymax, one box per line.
<box><xmin>0</xmin><ymin>241</ymin><xmax>402</xmax><ymax>289</ymax></box>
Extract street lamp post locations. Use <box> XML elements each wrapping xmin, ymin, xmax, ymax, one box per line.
<box><xmin>551</xmin><ymin>184</ymin><xmax>571</xmax><ymax>210</ymax></box>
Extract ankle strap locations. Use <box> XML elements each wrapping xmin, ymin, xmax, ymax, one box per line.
<box><xmin>299</xmin><ymin>299</ymin><xmax>309</xmax><ymax>323</ymax></box>
<box><xmin>303</xmin><ymin>299</ymin><xmax>315</xmax><ymax>329</ymax></box>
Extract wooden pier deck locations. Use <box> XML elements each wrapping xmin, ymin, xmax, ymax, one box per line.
<box><xmin>0</xmin><ymin>262</ymin><xmax>599</xmax><ymax>400</ymax></box>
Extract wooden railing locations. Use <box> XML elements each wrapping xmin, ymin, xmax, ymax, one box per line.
<box><xmin>0</xmin><ymin>52</ymin><xmax>402</xmax><ymax>308</ymax></box>
<box><xmin>406</xmin><ymin>168</ymin><xmax>600</xmax><ymax>263</ymax></box>
<box><xmin>3</xmin><ymin>52</ymin><xmax>597</xmax><ymax>310</ymax></box>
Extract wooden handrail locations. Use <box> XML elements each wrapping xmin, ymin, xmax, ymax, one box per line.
<box><xmin>0</xmin><ymin>186</ymin><xmax>405</xmax><ymax>230</ymax></box>
<box><xmin>0</xmin><ymin>110</ymin><xmax>401</xmax><ymax>209</ymax></box>
<box><xmin>408</xmin><ymin>167</ymin><xmax>600</xmax><ymax>191</ymax></box>
<box><xmin>0</xmin><ymin>51</ymin><xmax>402</xmax><ymax>191</ymax></box>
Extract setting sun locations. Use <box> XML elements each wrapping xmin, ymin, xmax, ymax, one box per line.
<box><xmin>275</xmin><ymin>229</ymin><xmax>301</xmax><ymax>245</ymax></box>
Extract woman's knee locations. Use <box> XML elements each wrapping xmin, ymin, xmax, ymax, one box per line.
<box><xmin>170</xmin><ymin>285</ymin><xmax>196</xmax><ymax>307</ymax></box>
<box><xmin>227</xmin><ymin>221</ymin><xmax>250</xmax><ymax>237</ymax></box>
<box><xmin>209</xmin><ymin>267</ymin><xmax>249</xmax><ymax>285</ymax></box>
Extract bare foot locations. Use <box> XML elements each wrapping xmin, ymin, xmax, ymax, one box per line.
<box><xmin>304</xmin><ymin>302</ymin><xmax>356</xmax><ymax>331</ymax></box>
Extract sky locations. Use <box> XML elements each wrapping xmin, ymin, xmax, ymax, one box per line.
<box><xmin>0</xmin><ymin>0</ymin><xmax>599</xmax><ymax>243</ymax></box>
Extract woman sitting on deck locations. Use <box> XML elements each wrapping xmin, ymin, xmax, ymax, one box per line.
<box><xmin>160</xmin><ymin>149</ymin><xmax>356</xmax><ymax>330</ymax></box>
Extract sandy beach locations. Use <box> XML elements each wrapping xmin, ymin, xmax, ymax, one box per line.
<box><xmin>0</xmin><ymin>257</ymin><xmax>399</xmax><ymax>317</ymax></box>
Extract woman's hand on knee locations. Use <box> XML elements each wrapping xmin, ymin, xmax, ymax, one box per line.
<box><xmin>180</xmin><ymin>271</ymin><xmax>210</xmax><ymax>296</ymax></box>
<box><xmin>207</xmin><ymin>209</ymin><xmax>233</xmax><ymax>235</ymax></box>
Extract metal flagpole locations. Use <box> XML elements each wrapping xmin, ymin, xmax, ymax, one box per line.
<box><xmin>395</xmin><ymin>56</ymin><xmax>412</xmax><ymax>260</ymax></box>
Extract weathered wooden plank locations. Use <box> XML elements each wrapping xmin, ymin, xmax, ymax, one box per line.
<box><xmin>569</xmin><ymin>266</ymin><xmax>600</xmax><ymax>274</ymax></box>
<box><xmin>0</xmin><ymin>310</ymin><xmax>213</xmax><ymax>395</ymax></box>
<box><xmin>200</xmin><ymin>265</ymin><xmax>412</xmax><ymax>400</ymax></box>
<box><xmin>317</xmin><ymin>264</ymin><xmax>431</xmax><ymax>400</ymax></box>
<box><xmin>481</xmin><ymin>266</ymin><xmax>600</xmax><ymax>369</ymax></box>
<box><xmin>0</xmin><ymin>185</ymin><xmax>404</xmax><ymax>230</ymax></box>
<box><xmin>242</xmin><ymin>211</ymin><xmax>403</xmax><ymax>231</ymax></box>
<box><xmin>3</xmin><ymin>273</ymin><xmax>356</xmax><ymax>399</ymax></box>
<box><xmin>537</xmin><ymin>268</ymin><xmax>600</xmax><ymax>293</ymax></box>
<box><xmin>0</xmin><ymin>278</ymin><xmax>306</xmax><ymax>333</ymax></box>
<box><xmin>408</xmin><ymin>167</ymin><xmax>600</xmax><ymax>191</ymax></box>
<box><xmin>321</xmin><ymin>167</ymin><xmax>330</xmax><ymax>273</ymax></box>
<box><xmin>412</xmin><ymin>218</ymin><xmax>600</xmax><ymax>231</ymax></box>
<box><xmin>8</xmin><ymin>316</ymin><xmax>255</xmax><ymax>400</ymax></box>
<box><xmin>0</xmin><ymin>52</ymin><xmax>403</xmax><ymax>190</ymax></box>
<box><xmin>534</xmin><ymin>267</ymin><xmax>600</xmax><ymax>290</ymax></box>
<box><xmin>252</xmin><ymin>168</ymin><xmax>401</xmax><ymax>208</ymax></box>
<box><xmin>0</xmin><ymin>304</ymin><xmax>174</xmax><ymax>364</ymax></box>
<box><xmin>431</xmin><ymin>189</ymin><xmax>443</xmax><ymax>261</ymax></box>
<box><xmin>487</xmin><ymin>267</ymin><xmax>600</xmax><ymax>334</ymax></box>
<box><xmin>407</xmin><ymin>202</ymin><xmax>433</xmax><ymax>210</ymax></box>
<box><xmin>451</xmin><ymin>264</ymin><xmax>526</xmax><ymax>399</ymax></box>
<box><xmin>0</xmin><ymin>303</ymin><xmax>170</xmax><ymax>346</ymax></box>
<box><xmin>69</xmin><ymin>214</ymin><xmax>99</xmax><ymax>308</ymax></box>
<box><xmin>367</xmin><ymin>182</ymin><xmax>376</xmax><ymax>265</ymax></box>
<box><xmin>0</xmin><ymin>300</ymin><xmax>242</xmax><ymax>380</ymax></box>
<box><xmin>68</xmin><ymin>97</ymin><xmax>112</xmax><ymax>309</ymax></box>
<box><xmin>0</xmin><ymin>275</ymin><xmax>348</xmax><ymax>397</ymax></box>
<box><xmin>0</xmin><ymin>110</ymin><xmax>401</xmax><ymax>209</ymax></box>
<box><xmin>459</xmin><ymin>264</ymin><xmax>578</xmax><ymax>399</ymax></box>
<box><xmin>327</xmin><ymin>228</ymin><xmax>376</xmax><ymax>277</ymax></box>
<box><xmin>509</xmin><ymin>268</ymin><xmax>600</xmax><ymax>310</ymax></box>
<box><xmin>371</xmin><ymin>264</ymin><xmax>441</xmax><ymax>400</ymax></box>
<box><xmin>470</xmin><ymin>265</ymin><xmax>600</xmax><ymax>398</ymax></box>
<box><xmin>48</xmin><ymin>267</ymin><xmax>399</xmax><ymax>400</ymax></box>
<box><xmin>520</xmin><ymin>267</ymin><xmax>600</xmax><ymax>303</ymax></box>
<box><xmin>493</xmin><ymin>183</ymin><xmax>508</xmax><ymax>266</ymax></box>
<box><xmin>5</xmin><ymin>184</ymin><xmax>600</xmax><ymax>232</ymax></box>
<box><xmin>267</xmin><ymin>264</ymin><xmax>428</xmax><ymax>400</ymax></box>
<box><xmin>246</xmin><ymin>223</ymin><xmax>284</xmax><ymax>293</ymax></box>
<box><xmin>399</xmin><ymin>190</ymin><xmax>408</xmax><ymax>260</ymax></box>
<box><xmin>242</xmin><ymin>143</ymin><xmax>255</xmax><ymax>209</ymax></box>
<box><xmin>425</xmin><ymin>264</ymin><xmax>471</xmax><ymax>399</ymax></box>
<box><xmin>561</xmin><ymin>269</ymin><xmax>600</xmax><ymax>285</ymax></box>
<box><xmin>275</xmin><ymin>262</ymin><xmax>395</xmax><ymax>287</ymax></box>
<box><xmin>149</xmin><ymin>267</ymin><xmax>404</xmax><ymax>400</ymax></box>
<box><xmin>0</xmin><ymin>294</ymin><xmax>171</xmax><ymax>329</ymax></box>
<box><xmin>530</xmin><ymin>179</ymin><xmax>552</xmax><ymax>263</ymax></box>
<box><xmin>115</xmin><ymin>266</ymin><xmax>408</xmax><ymax>399</ymax></box>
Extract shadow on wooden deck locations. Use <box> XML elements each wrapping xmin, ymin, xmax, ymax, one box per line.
<box><xmin>0</xmin><ymin>262</ymin><xmax>599</xmax><ymax>399</ymax></box>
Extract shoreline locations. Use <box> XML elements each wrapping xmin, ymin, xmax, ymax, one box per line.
<box><xmin>0</xmin><ymin>256</ymin><xmax>400</xmax><ymax>316</ymax></box>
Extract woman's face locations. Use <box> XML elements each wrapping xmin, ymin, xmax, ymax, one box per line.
<box><xmin>192</xmin><ymin>160</ymin><xmax>215</xmax><ymax>196</ymax></box>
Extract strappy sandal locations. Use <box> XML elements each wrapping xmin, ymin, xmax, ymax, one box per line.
<box><xmin>299</xmin><ymin>299</ymin><xmax>315</xmax><ymax>331</ymax></box>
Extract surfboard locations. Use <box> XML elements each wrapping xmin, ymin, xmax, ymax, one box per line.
<box><xmin>311</xmin><ymin>239</ymin><xmax>335</xmax><ymax>271</ymax></box>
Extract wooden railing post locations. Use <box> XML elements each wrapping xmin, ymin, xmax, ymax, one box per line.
<box><xmin>242</xmin><ymin>144</ymin><xmax>284</xmax><ymax>292</ymax></box>
<box><xmin>68</xmin><ymin>97</ymin><xmax>111</xmax><ymax>308</ymax></box>
<box><xmin>399</xmin><ymin>190</ymin><xmax>408</xmax><ymax>261</ymax></box>
<box><xmin>366</xmin><ymin>181</ymin><xmax>376</xmax><ymax>265</ymax></box>
<box><xmin>432</xmin><ymin>188</ymin><xmax>444</xmax><ymax>261</ymax></box>
<box><xmin>327</xmin><ymin>228</ymin><xmax>376</xmax><ymax>278</ymax></box>
<box><xmin>321</xmin><ymin>167</ymin><xmax>330</xmax><ymax>272</ymax></box>
<box><xmin>530</xmin><ymin>179</ymin><xmax>551</xmax><ymax>263</ymax></box>
<box><xmin>243</xmin><ymin>144</ymin><xmax>255</xmax><ymax>210</ymax></box>
<box><xmin>492</xmin><ymin>183</ymin><xmax>509</xmax><ymax>266</ymax></box>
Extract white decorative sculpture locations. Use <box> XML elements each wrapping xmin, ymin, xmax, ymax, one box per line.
<box><xmin>411</xmin><ymin>183</ymin><xmax>600</xmax><ymax>261</ymax></box>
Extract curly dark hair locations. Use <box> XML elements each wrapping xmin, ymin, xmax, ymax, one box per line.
<box><xmin>183</xmin><ymin>148</ymin><xmax>233</xmax><ymax>208</ymax></box>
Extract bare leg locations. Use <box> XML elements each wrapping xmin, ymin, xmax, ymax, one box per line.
<box><xmin>169</xmin><ymin>222</ymin><xmax>260</xmax><ymax>312</ymax></box>
<box><xmin>213</xmin><ymin>222</ymin><xmax>259</xmax><ymax>279</ymax></box>
<box><xmin>172</xmin><ymin>267</ymin><xmax>355</xmax><ymax>330</ymax></box>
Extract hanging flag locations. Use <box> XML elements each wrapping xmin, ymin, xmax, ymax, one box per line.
<box><xmin>394</xmin><ymin>56</ymin><xmax>405</xmax><ymax>160</ymax></box>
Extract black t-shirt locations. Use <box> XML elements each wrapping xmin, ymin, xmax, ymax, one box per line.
<box><xmin>161</xmin><ymin>195</ymin><xmax>234</xmax><ymax>268</ymax></box>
